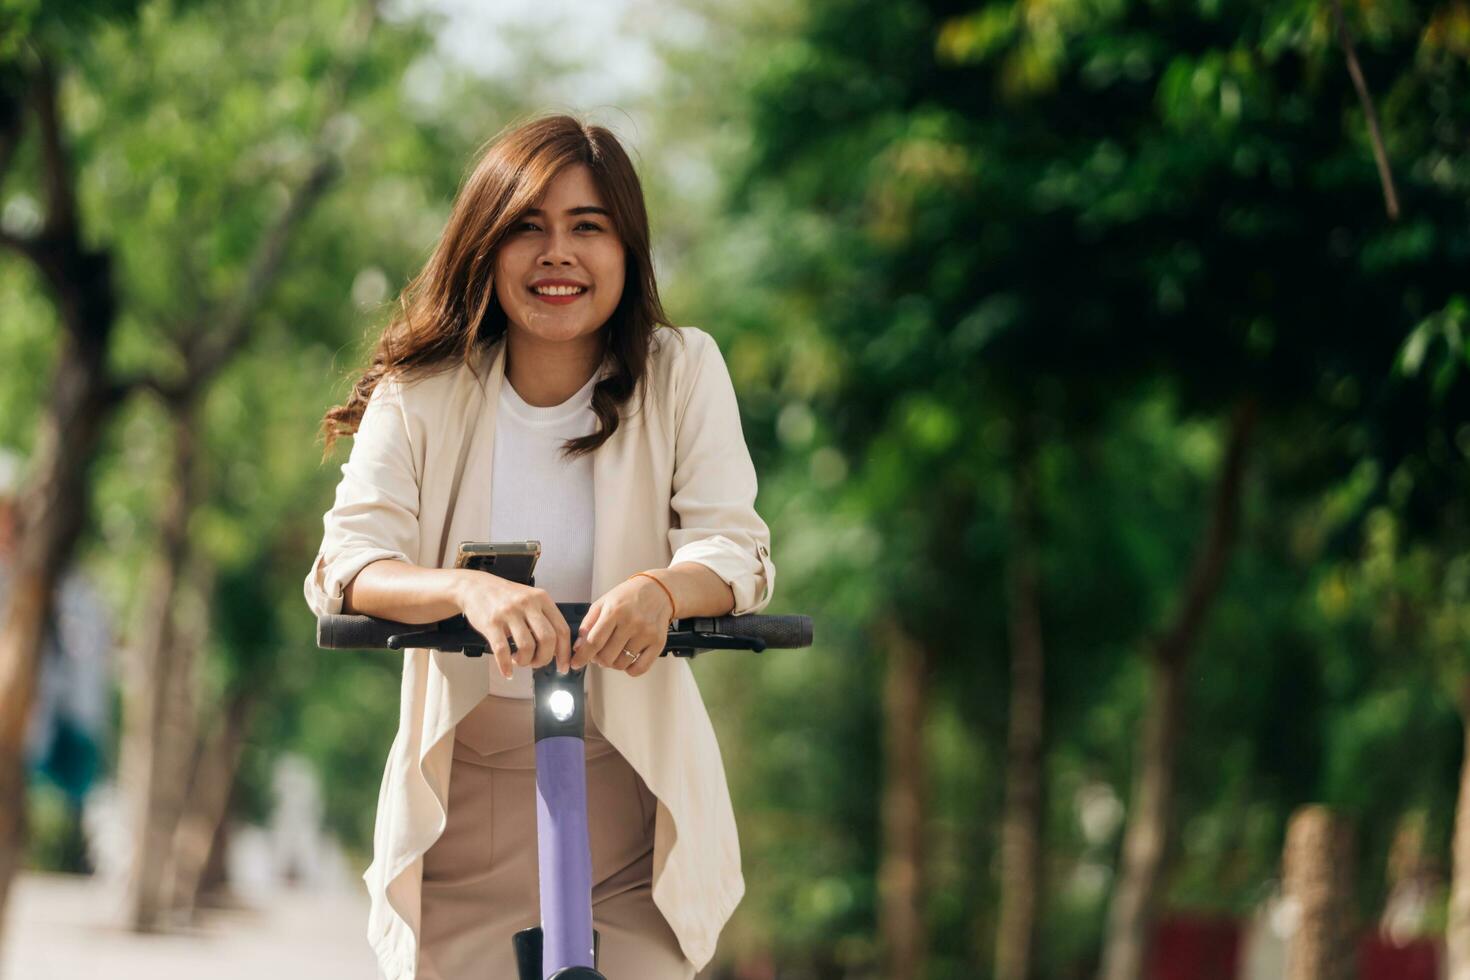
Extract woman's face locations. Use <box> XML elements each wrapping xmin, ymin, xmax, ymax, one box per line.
<box><xmin>493</xmin><ymin>163</ymin><xmax>627</xmax><ymax>347</ymax></box>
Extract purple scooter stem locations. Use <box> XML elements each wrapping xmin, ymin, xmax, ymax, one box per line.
<box><xmin>536</xmin><ymin>734</ymin><xmax>595</xmax><ymax>974</ymax></box>
<box><xmin>510</xmin><ymin>664</ymin><xmax>606</xmax><ymax>980</ymax></box>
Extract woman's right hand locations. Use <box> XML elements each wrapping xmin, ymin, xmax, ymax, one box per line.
<box><xmin>452</xmin><ymin>570</ymin><xmax>572</xmax><ymax>680</ymax></box>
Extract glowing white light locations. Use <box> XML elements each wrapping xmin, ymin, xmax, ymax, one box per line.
<box><xmin>548</xmin><ymin>689</ymin><xmax>575</xmax><ymax>722</ymax></box>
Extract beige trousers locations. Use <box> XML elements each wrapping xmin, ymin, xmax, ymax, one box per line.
<box><xmin>416</xmin><ymin>694</ymin><xmax>696</xmax><ymax>980</ymax></box>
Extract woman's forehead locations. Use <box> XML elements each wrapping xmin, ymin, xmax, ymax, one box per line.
<box><xmin>535</xmin><ymin>164</ymin><xmax>603</xmax><ymax>207</ymax></box>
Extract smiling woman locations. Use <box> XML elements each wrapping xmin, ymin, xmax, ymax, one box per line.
<box><xmin>306</xmin><ymin>113</ymin><xmax>776</xmax><ymax>980</ymax></box>
<box><xmin>493</xmin><ymin>164</ymin><xmax>628</xmax><ymax>408</ymax></box>
<box><xmin>319</xmin><ymin>113</ymin><xmax>670</xmax><ymax>463</ymax></box>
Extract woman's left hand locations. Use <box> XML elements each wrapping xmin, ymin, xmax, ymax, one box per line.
<box><xmin>569</xmin><ymin>573</ymin><xmax>674</xmax><ymax>678</ymax></box>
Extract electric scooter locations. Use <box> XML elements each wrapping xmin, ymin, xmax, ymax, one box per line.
<box><xmin>316</xmin><ymin>580</ymin><xmax>811</xmax><ymax>979</ymax></box>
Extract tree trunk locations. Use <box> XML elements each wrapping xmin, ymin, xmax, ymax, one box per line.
<box><xmin>196</xmin><ymin>803</ymin><xmax>232</xmax><ymax>907</ymax></box>
<box><xmin>1098</xmin><ymin>401</ymin><xmax>1256</xmax><ymax>980</ymax></box>
<box><xmin>876</xmin><ymin>616</ymin><xmax>929</xmax><ymax>980</ymax></box>
<box><xmin>1099</xmin><ymin>655</ymin><xmax>1186</xmax><ymax>980</ymax></box>
<box><xmin>169</xmin><ymin>688</ymin><xmax>255</xmax><ymax>919</ymax></box>
<box><xmin>1282</xmin><ymin>805</ymin><xmax>1355</xmax><ymax>980</ymax></box>
<box><xmin>120</xmin><ymin>402</ymin><xmax>204</xmax><ymax>931</ymax></box>
<box><xmin>0</xmin><ymin>57</ymin><xmax>121</xmax><ymax>945</ymax></box>
<box><xmin>0</xmin><ymin>293</ymin><xmax>116</xmax><ymax>941</ymax></box>
<box><xmin>996</xmin><ymin>445</ymin><xmax>1045</xmax><ymax>980</ymax></box>
<box><xmin>1446</xmin><ymin>696</ymin><xmax>1470</xmax><ymax>978</ymax></box>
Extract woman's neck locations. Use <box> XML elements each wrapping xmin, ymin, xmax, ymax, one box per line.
<box><xmin>503</xmin><ymin>327</ymin><xmax>605</xmax><ymax>407</ymax></box>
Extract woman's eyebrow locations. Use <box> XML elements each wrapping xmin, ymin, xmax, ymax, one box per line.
<box><xmin>524</xmin><ymin>205</ymin><xmax>611</xmax><ymax>217</ymax></box>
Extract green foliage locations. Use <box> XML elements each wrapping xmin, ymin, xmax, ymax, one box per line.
<box><xmin>693</xmin><ymin>0</ymin><xmax>1470</xmax><ymax>970</ymax></box>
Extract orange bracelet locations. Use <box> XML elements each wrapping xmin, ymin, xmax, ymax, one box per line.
<box><xmin>629</xmin><ymin>571</ymin><xmax>677</xmax><ymax>619</ymax></box>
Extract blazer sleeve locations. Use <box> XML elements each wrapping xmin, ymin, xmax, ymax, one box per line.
<box><xmin>303</xmin><ymin>375</ymin><xmax>421</xmax><ymax>618</ymax></box>
<box><xmin>666</xmin><ymin>331</ymin><xmax>777</xmax><ymax>617</ymax></box>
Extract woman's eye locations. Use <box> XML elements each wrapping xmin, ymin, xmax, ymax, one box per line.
<box><xmin>514</xmin><ymin>221</ymin><xmax>604</xmax><ymax>232</ymax></box>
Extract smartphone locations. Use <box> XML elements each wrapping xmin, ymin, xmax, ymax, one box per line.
<box><xmin>454</xmin><ymin>540</ymin><xmax>541</xmax><ymax>586</ymax></box>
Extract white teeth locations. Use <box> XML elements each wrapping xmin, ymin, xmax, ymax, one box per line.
<box><xmin>532</xmin><ymin>285</ymin><xmax>587</xmax><ymax>296</ymax></box>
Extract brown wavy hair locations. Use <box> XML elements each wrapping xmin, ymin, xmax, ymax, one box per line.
<box><xmin>319</xmin><ymin>112</ymin><xmax>677</xmax><ymax>460</ymax></box>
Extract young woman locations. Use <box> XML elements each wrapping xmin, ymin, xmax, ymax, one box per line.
<box><xmin>303</xmin><ymin>114</ymin><xmax>776</xmax><ymax>980</ymax></box>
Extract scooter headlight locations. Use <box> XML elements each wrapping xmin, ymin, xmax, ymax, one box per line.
<box><xmin>548</xmin><ymin>687</ymin><xmax>575</xmax><ymax>722</ymax></box>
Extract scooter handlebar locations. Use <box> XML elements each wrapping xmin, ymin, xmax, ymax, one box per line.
<box><xmin>316</xmin><ymin>602</ymin><xmax>812</xmax><ymax>653</ymax></box>
<box><xmin>685</xmin><ymin>613</ymin><xmax>813</xmax><ymax>650</ymax></box>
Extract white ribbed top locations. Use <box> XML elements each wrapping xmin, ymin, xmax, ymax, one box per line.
<box><xmin>484</xmin><ymin>368</ymin><xmax>599</xmax><ymax>698</ymax></box>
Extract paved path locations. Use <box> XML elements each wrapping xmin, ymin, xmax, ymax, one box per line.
<box><xmin>2</xmin><ymin>872</ymin><xmax>378</xmax><ymax>980</ymax></box>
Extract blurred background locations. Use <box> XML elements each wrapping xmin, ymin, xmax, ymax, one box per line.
<box><xmin>1</xmin><ymin>0</ymin><xmax>1468</xmax><ymax>978</ymax></box>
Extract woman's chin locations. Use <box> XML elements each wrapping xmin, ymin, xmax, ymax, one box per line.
<box><xmin>513</xmin><ymin>316</ymin><xmax>603</xmax><ymax>344</ymax></box>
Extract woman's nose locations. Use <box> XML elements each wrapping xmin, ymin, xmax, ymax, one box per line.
<box><xmin>538</xmin><ymin>227</ymin><xmax>577</xmax><ymax>264</ymax></box>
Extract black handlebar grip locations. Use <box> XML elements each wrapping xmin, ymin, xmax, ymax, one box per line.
<box><xmin>317</xmin><ymin>614</ymin><xmax>415</xmax><ymax>650</ymax></box>
<box><xmin>317</xmin><ymin>610</ymin><xmax>813</xmax><ymax>651</ymax></box>
<box><xmin>695</xmin><ymin>614</ymin><xmax>812</xmax><ymax>648</ymax></box>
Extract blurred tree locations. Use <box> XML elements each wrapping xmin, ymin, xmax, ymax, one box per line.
<box><xmin>0</xmin><ymin>0</ymin><xmax>450</xmax><ymax>935</ymax></box>
<box><xmin>1282</xmin><ymin>805</ymin><xmax>1357</xmax><ymax>980</ymax></box>
<box><xmin>105</xmin><ymin>0</ymin><xmax>376</xmax><ymax>932</ymax></box>
<box><xmin>717</xmin><ymin>1</ymin><xmax>1470</xmax><ymax>978</ymax></box>
<box><xmin>0</xmin><ymin>0</ymin><xmax>146</xmax><ymax>940</ymax></box>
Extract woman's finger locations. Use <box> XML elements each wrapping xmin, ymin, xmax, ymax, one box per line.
<box><xmin>625</xmin><ymin>639</ymin><xmax>659</xmax><ymax>678</ymax></box>
<box><xmin>571</xmin><ymin>602</ymin><xmax>603</xmax><ymax>669</ymax></box>
<box><xmin>543</xmin><ymin>598</ymin><xmax>572</xmax><ymax>674</ymax></box>
<box><xmin>526</xmin><ymin>608</ymin><xmax>558</xmax><ymax>669</ymax></box>
<box><xmin>594</xmin><ymin>623</ymin><xmax>637</xmax><ymax>670</ymax></box>
<box><xmin>487</xmin><ymin>621</ymin><xmax>516</xmax><ymax>680</ymax></box>
<box><xmin>507</xmin><ymin>614</ymin><xmax>536</xmax><ymax>668</ymax></box>
<box><xmin>586</xmin><ymin>618</ymin><xmax>629</xmax><ymax>668</ymax></box>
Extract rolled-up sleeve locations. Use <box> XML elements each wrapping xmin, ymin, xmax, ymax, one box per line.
<box><xmin>667</xmin><ymin>331</ymin><xmax>777</xmax><ymax>616</ymax></box>
<box><xmin>303</xmin><ymin>375</ymin><xmax>421</xmax><ymax>618</ymax></box>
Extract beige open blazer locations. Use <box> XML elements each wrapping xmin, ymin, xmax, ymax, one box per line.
<box><xmin>301</xmin><ymin>326</ymin><xmax>776</xmax><ymax>979</ymax></box>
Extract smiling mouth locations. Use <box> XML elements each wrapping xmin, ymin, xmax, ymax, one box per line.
<box><xmin>529</xmin><ymin>285</ymin><xmax>588</xmax><ymax>305</ymax></box>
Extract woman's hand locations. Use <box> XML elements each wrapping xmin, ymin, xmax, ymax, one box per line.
<box><xmin>570</xmin><ymin>573</ymin><xmax>675</xmax><ymax>678</ymax></box>
<box><xmin>453</xmin><ymin>570</ymin><xmax>571</xmax><ymax>680</ymax></box>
